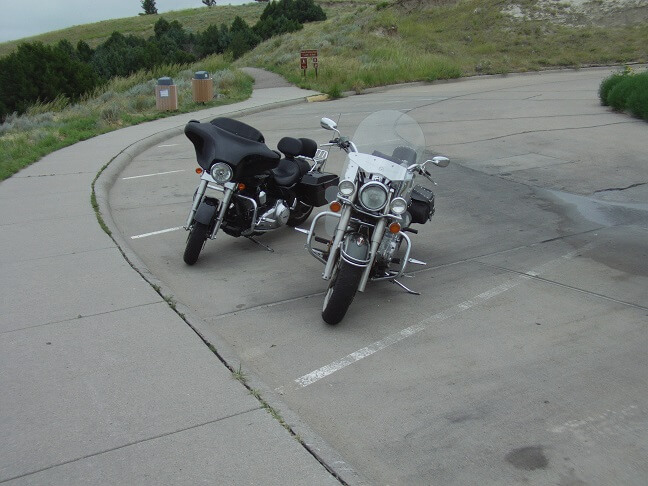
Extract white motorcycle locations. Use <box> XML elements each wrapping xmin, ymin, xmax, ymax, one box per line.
<box><xmin>301</xmin><ymin>110</ymin><xmax>449</xmax><ymax>324</ymax></box>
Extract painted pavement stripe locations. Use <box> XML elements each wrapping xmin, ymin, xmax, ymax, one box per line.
<box><xmin>291</xmin><ymin>244</ymin><xmax>595</xmax><ymax>389</ymax></box>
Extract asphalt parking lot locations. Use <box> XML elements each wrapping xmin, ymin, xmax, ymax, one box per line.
<box><xmin>109</xmin><ymin>68</ymin><xmax>648</xmax><ymax>485</ymax></box>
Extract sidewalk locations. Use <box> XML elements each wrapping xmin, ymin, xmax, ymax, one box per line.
<box><xmin>0</xmin><ymin>79</ymin><xmax>347</xmax><ymax>484</ymax></box>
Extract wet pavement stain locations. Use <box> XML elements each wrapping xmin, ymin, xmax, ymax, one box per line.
<box><xmin>505</xmin><ymin>446</ymin><xmax>549</xmax><ymax>470</ymax></box>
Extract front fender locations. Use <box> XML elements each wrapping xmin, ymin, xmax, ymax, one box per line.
<box><xmin>194</xmin><ymin>198</ymin><xmax>219</xmax><ymax>225</ymax></box>
<box><xmin>340</xmin><ymin>233</ymin><xmax>371</xmax><ymax>267</ymax></box>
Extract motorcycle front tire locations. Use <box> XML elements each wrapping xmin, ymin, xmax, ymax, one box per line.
<box><xmin>321</xmin><ymin>260</ymin><xmax>364</xmax><ymax>325</ymax></box>
<box><xmin>183</xmin><ymin>222</ymin><xmax>209</xmax><ymax>265</ymax></box>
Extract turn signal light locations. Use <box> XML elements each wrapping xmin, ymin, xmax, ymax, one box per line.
<box><xmin>389</xmin><ymin>222</ymin><xmax>401</xmax><ymax>234</ymax></box>
<box><xmin>330</xmin><ymin>201</ymin><xmax>342</xmax><ymax>213</ymax></box>
<box><xmin>195</xmin><ymin>168</ymin><xmax>203</xmax><ymax>174</ymax></box>
<box><xmin>238</xmin><ymin>183</ymin><xmax>246</xmax><ymax>191</ymax></box>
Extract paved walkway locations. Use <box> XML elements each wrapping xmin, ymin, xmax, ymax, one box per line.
<box><xmin>0</xmin><ymin>77</ymin><xmax>352</xmax><ymax>484</ymax></box>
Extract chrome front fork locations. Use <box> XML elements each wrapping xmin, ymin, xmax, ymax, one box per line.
<box><xmin>358</xmin><ymin>218</ymin><xmax>386</xmax><ymax>292</ymax></box>
<box><xmin>322</xmin><ymin>205</ymin><xmax>352</xmax><ymax>280</ymax></box>
<box><xmin>184</xmin><ymin>179</ymin><xmax>208</xmax><ymax>229</ymax></box>
<box><xmin>210</xmin><ymin>184</ymin><xmax>235</xmax><ymax>239</ymax></box>
<box><xmin>184</xmin><ymin>176</ymin><xmax>236</xmax><ymax>240</ymax></box>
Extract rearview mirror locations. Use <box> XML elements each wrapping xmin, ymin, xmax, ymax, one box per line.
<box><xmin>429</xmin><ymin>156</ymin><xmax>450</xmax><ymax>168</ymax></box>
<box><xmin>320</xmin><ymin>117</ymin><xmax>337</xmax><ymax>131</ymax></box>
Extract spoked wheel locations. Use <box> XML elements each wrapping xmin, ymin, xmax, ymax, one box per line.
<box><xmin>183</xmin><ymin>222</ymin><xmax>209</xmax><ymax>265</ymax></box>
<box><xmin>287</xmin><ymin>201</ymin><xmax>314</xmax><ymax>227</ymax></box>
<box><xmin>321</xmin><ymin>259</ymin><xmax>364</xmax><ymax>325</ymax></box>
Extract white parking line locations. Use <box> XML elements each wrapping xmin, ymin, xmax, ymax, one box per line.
<box><xmin>294</xmin><ymin>277</ymin><xmax>526</xmax><ymax>389</ymax></box>
<box><xmin>290</xmin><ymin>243</ymin><xmax>596</xmax><ymax>390</ymax></box>
<box><xmin>122</xmin><ymin>170</ymin><xmax>185</xmax><ymax>180</ymax></box>
<box><xmin>131</xmin><ymin>227</ymin><xmax>183</xmax><ymax>239</ymax></box>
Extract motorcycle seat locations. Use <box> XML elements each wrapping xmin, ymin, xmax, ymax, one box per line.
<box><xmin>272</xmin><ymin>137</ymin><xmax>311</xmax><ymax>186</ymax></box>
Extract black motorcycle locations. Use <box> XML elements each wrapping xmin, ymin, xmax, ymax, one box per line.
<box><xmin>182</xmin><ymin>117</ymin><xmax>338</xmax><ymax>265</ymax></box>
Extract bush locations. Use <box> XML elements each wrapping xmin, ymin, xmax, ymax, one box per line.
<box><xmin>599</xmin><ymin>72</ymin><xmax>626</xmax><ymax>106</ymax></box>
<box><xmin>599</xmin><ymin>67</ymin><xmax>648</xmax><ymax>122</ymax></box>
<box><xmin>626</xmin><ymin>74</ymin><xmax>648</xmax><ymax>120</ymax></box>
<box><xmin>0</xmin><ymin>42</ymin><xmax>100</xmax><ymax>119</ymax></box>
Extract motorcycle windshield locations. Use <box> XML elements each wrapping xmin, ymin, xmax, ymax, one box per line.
<box><xmin>351</xmin><ymin>110</ymin><xmax>426</xmax><ymax>167</ymax></box>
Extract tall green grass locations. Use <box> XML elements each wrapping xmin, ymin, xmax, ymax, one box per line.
<box><xmin>238</xmin><ymin>0</ymin><xmax>648</xmax><ymax>94</ymax></box>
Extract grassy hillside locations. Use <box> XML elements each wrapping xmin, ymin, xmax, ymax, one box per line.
<box><xmin>238</xmin><ymin>0</ymin><xmax>648</xmax><ymax>94</ymax></box>
<box><xmin>1</xmin><ymin>0</ymin><xmax>646</xmax><ymax>180</ymax></box>
<box><xmin>0</xmin><ymin>4</ymin><xmax>266</xmax><ymax>57</ymax></box>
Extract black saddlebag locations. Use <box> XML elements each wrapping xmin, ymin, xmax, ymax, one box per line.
<box><xmin>409</xmin><ymin>185</ymin><xmax>435</xmax><ymax>224</ymax></box>
<box><xmin>296</xmin><ymin>172</ymin><xmax>339</xmax><ymax>207</ymax></box>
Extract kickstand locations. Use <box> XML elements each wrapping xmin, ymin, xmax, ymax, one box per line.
<box><xmin>246</xmin><ymin>236</ymin><xmax>274</xmax><ymax>252</ymax></box>
<box><xmin>392</xmin><ymin>279</ymin><xmax>420</xmax><ymax>295</ymax></box>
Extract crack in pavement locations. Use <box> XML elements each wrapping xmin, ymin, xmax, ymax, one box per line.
<box><xmin>594</xmin><ymin>181</ymin><xmax>648</xmax><ymax>193</ymax></box>
<box><xmin>0</xmin><ymin>407</ymin><xmax>263</xmax><ymax>484</ymax></box>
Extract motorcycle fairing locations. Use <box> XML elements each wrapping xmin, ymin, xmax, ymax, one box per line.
<box><xmin>184</xmin><ymin>120</ymin><xmax>280</xmax><ymax>176</ymax></box>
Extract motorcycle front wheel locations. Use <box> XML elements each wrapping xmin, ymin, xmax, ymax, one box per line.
<box><xmin>321</xmin><ymin>260</ymin><xmax>364</xmax><ymax>325</ymax></box>
<box><xmin>183</xmin><ymin>222</ymin><xmax>209</xmax><ymax>265</ymax></box>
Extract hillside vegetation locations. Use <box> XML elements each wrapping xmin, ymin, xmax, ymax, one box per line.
<box><xmin>240</xmin><ymin>0</ymin><xmax>648</xmax><ymax>94</ymax></box>
<box><xmin>1</xmin><ymin>0</ymin><xmax>647</xmax><ymax>180</ymax></box>
<box><xmin>0</xmin><ymin>4</ymin><xmax>267</xmax><ymax>58</ymax></box>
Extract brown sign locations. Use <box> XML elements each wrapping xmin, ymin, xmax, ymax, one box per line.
<box><xmin>300</xmin><ymin>49</ymin><xmax>319</xmax><ymax>78</ymax></box>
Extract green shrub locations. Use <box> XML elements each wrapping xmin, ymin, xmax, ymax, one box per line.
<box><xmin>599</xmin><ymin>72</ymin><xmax>626</xmax><ymax>106</ymax></box>
<box><xmin>599</xmin><ymin>67</ymin><xmax>648</xmax><ymax>122</ymax></box>
<box><xmin>626</xmin><ymin>76</ymin><xmax>648</xmax><ymax>119</ymax></box>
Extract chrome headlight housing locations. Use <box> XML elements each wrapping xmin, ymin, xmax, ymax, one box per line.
<box><xmin>358</xmin><ymin>181</ymin><xmax>388</xmax><ymax>211</ymax></box>
<box><xmin>338</xmin><ymin>179</ymin><xmax>356</xmax><ymax>197</ymax></box>
<box><xmin>390</xmin><ymin>197</ymin><xmax>407</xmax><ymax>215</ymax></box>
<box><xmin>210</xmin><ymin>162</ymin><xmax>233</xmax><ymax>184</ymax></box>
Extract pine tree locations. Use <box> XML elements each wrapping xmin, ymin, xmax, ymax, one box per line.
<box><xmin>141</xmin><ymin>0</ymin><xmax>158</xmax><ymax>15</ymax></box>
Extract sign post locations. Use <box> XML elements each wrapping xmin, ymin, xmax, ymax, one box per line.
<box><xmin>300</xmin><ymin>49</ymin><xmax>319</xmax><ymax>78</ymax></box>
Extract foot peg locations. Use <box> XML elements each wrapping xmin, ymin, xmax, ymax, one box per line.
<box><xmin>408</xmin><ymin>258</ymin><xmax>427</xmax><ymax>265</ymax></box>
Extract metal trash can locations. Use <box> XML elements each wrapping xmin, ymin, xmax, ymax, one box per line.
<box><xmin>155</xmin><ymin>77</ymin><xmax>178</xmax><ymax>111</ymax></box>
<box><xmin>191</xmin><ymin>71</ymin><xmax>214</xmax><ymax>103</ymax></box>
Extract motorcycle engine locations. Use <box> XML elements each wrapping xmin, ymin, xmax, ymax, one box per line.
<box><xmin>256</xmin><ymin>200</ymin><xmax>290</xmax><ymax>231</ymax></box>
<box><xmin>376</xmin><ymin>231</ymin><xmax>402</xmax><ymax>266</ymax></box>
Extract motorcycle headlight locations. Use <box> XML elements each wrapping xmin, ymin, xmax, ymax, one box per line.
<box><xmin>210</xmin><ymin>162</ymin><xmax>233</xmax><ymax>184</ymax></box>
<box><xmin>390</xmin><ymin>197</ymin><xmax>407</xmax><ymax>215</ymax></box>
<box><xmin>358</xmin><ymin>182</ymin><xmax>388</xmax><ymax>211</ymax></box>
<box><xmin>338</xmin><ymin>179</ymin><xmax>356</xmax><ymax>197</ymax></box>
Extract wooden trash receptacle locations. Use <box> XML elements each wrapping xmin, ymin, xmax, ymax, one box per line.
<box><xmin>155</xmin><ymin>77</ymin><xmax>178</xmax><ymax>111</ymax></box>
<box><xmin>192</xmin><ymin>71</ymin><xmax>214</xmax><ymax>103</ymax></box>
